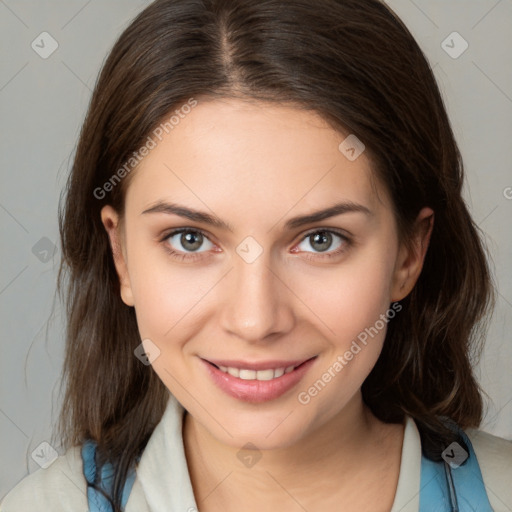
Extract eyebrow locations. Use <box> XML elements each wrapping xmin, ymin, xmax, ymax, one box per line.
<box><xmin>141</xmin><ymin>200</ymin><xmax>372</xmax><ymax>231</ymax></box>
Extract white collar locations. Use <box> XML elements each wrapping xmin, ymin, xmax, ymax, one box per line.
<box><xmin>131</xmin><ymin>393</ymin><xmax>198</xmax><ymax>511</ymax></box>
<box><xmin>391</xmin><ymin>414</ymin><xmax>422</xmax><ymax>511</ymax></box>
<box><xmin>131</xmin><ymin>393</ymin><xmax>422</xmax><ymax>511</ymax></box>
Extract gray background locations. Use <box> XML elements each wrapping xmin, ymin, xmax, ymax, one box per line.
<box><xmin>1</xmin><ymin>0</ymin><xmax>511</xmax><ymax>500</ymax></box>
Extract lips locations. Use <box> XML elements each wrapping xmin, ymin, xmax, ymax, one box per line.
<box><xmin>201</xmin><ymin>356</ymin><xmax>317</xmax><ymax>403</ymax></box>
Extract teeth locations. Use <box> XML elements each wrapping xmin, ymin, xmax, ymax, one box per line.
<box><xmin>255</xmin><ymin>369</ymin><xmax>275</xmax><ymax>381</ymax></box>
<box><xmin>216</xmin><ymin>365</ymin><xmax>296</xmax><ymax>380</ymax></box>
<box><xmin>227</xmin><ymin>367</ymin><xmax>240</xmax><ymax>378</ymax></box>
<box><xmin>239</xmin><ymin>369</ymin><xmax>256</xmax><ymax>380</ymax></box>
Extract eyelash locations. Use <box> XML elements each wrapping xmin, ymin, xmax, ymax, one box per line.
<box><xmin>160</xmin><ymin>228</ymin><xmax>352</xmax><ymax>262</ymax></box>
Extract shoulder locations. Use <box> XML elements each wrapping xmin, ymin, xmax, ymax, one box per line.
<box><xmin>466</xmin><ymin>427</ymin><xmax>512</xmax><ymax>510</ymax></box>
<box><xmin>0</xmin><ymin>445</ymin><xmax>89</xmax><ymax>512</ymax></box>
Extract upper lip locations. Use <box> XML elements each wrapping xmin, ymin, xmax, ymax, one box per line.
<box><xmin>203</xmin><ymin>356</ymin><xmax>316</xmax><ymax>371</ymax></box>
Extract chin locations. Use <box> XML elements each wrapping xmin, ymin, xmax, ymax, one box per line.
<box><xmin>199</xmin><ymin>406</ymin><xmax>314</xmax><ymax>450</ymax></box>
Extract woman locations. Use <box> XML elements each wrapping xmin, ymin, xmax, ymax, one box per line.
<box><xmin>2</xmin><ymin>0</ymin><xmax>511</xmax><ymax>510</ymax></box>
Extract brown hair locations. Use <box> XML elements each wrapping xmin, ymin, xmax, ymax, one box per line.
<box><xmin>57</xmin><ymin>0</ymin><xmax>494</xmax><ymax>509</ymax></box>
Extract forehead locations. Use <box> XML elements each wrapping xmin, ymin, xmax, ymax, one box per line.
<box><xmin>125</xmin><ymin>98</ymin><xmax>388</xmax><ymax>221</ymax></box>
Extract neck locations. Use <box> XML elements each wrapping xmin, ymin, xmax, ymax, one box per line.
<box><xmin>182</xmin><ymin>392</ymin><xmax>403</xmax><ymax>510</ymax></box>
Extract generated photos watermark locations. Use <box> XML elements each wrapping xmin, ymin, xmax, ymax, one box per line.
<box><xmin>93</xmin><ymin>97</ymin><xmax>198</xmax><ymax>200</ymax></box>
<box><xmin>297</xmin><ymin>302</ymin><xmax>402</xmax><ymax>405</ymax></box>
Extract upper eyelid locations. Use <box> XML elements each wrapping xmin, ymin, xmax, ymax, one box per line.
<box><xmin>302</xmin><ymin>227</ymin><xmax>350</xmax><ymax>237</ymax></box>
<box><xmin>161</xmin><ymin>227</ymin><xmax>216</xmax><ymax>244</ymax></box>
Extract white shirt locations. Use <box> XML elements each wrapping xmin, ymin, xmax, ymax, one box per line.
<box><xmin>2</xmin><ymin>393</ymin><xmax>512</xmax><ymax>511</ymax></box>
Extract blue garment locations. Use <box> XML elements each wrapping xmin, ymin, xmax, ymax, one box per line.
<box><xmin>419</xmin><ymin>428</ymin><xmax>494</xmax><ymax>511</ymax></box>
<box><xmin>81</xmin><ymin>439</ymin><xmax>136</xmax><ymax>512</ymax></box>
<box><xmin>82</xmin><ymin>426</ymin><xmax>494</xmax><ymax>511</ymax></box>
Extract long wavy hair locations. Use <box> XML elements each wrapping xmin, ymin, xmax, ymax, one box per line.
<box><xmin>57</xmin><ymin>0</ymin><xmax>495</xmax><ymax>509</ymax></box>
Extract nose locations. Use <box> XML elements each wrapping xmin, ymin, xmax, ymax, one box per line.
<box><xmin>219</xmin><ymin>249</ymin><xmax>295</xmax><ymax>344</ymax></box>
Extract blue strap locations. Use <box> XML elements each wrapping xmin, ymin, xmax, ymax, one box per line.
<box><xmin>420</xmin><ymin>429</ymin><xmax>494</xmax><ymax>511</ymax></box>
<box><xmin>81</xmin><ymin>440</ymin><xmax>137</xmax><ymax>512</ymax></box>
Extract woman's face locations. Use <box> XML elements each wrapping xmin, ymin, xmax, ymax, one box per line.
<box><xmin>102</xmin><ymin>98</ymin><xmax>431</xmax><ymax>450</ymax></box>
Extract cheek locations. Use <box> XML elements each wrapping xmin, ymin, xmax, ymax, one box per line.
<box><xmin>129</xmin><ymin>259</ymin><xmax>217</xmax><ymax>344</ymax></box>
<box><xmin>292</xmin><ymin>243</ymin><xmax>398</xmax><ymax>406</ymax></box>
<box><xmin>293</xmin><ymin>241</ymin><xmax>397</xmax><ymax>348</ymax></box>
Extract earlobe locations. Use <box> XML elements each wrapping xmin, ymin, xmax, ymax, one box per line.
<box><xmin>391</xmin><ymin>207</ymin><xmax>434</xmax><ymax>302</ymax></box>
<box><xmin>100</xmin><ymin>205</ymin><xmax>135</xmax><ymax>307</ymax></box>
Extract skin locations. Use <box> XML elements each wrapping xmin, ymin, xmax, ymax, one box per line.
<box><xmin>101</xmin><ymin>97</ymin><xmax>434</xmax><ymax>511</ymax></box>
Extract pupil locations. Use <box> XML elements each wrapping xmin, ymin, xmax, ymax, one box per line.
<box><xmin>312</xmin><ymin>232</ymin><xmax>331</xmax><ymax>252</ymax></box>
<box><xmin>182</xmin><ymin>231</ymin><xmax>202</xmax><ymax>251</ymax></box>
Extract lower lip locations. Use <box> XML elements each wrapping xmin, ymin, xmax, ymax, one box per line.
<box><xmin>201</xmin><ymin>357</ymin><xmax>316</xmax><ymax>403</ymax></box>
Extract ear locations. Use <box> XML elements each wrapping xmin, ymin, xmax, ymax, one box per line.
<box><xmin>391</xmin><ymin>207</ymin><xmax>434</xmax><ymax>302</ymax></box>
<box><xmin>101</xmin><ymin>205</ymin><xmax>134</xmax><ymax>306</ymax></box>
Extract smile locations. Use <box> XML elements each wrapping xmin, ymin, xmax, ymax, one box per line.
<box><xmin>201</xmin><ymin>356</ymin><xmax>317</xmax><ymax>402</ymax></box>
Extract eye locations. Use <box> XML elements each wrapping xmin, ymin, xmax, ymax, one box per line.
<box><xmin>294</xmin><ymin>229</ymin><xmax>351</xmax><ymax>260</ymax></box>
<box><xmin>160</xmin><ymin>227</ymin><xmax>351</xmax><ymax>262</ymax></box>
<box><xmin>162</xmin><ymin>228</ymin><xmax>215</xmax><ymax>260</ymax></box>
